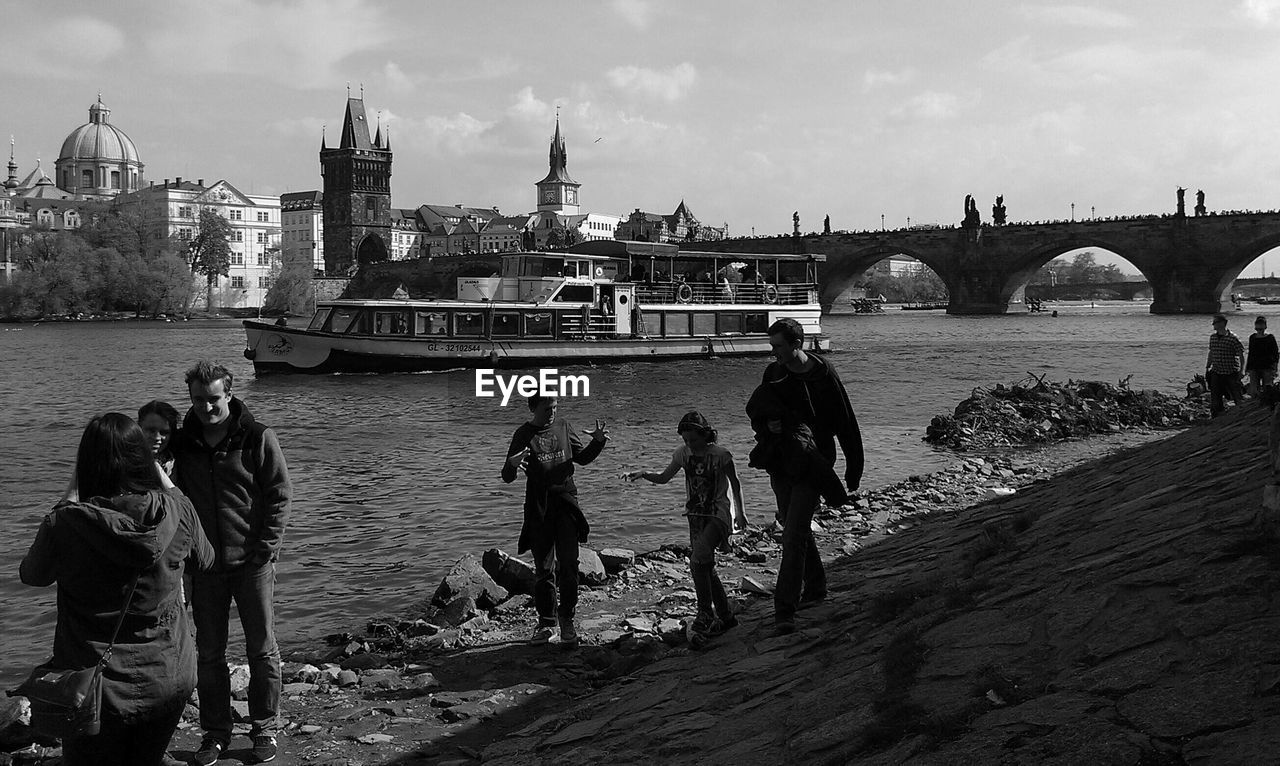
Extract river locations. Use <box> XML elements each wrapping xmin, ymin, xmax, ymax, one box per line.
<box><xmin>0</xmin><ymin>301</ymin><xmax>1224</xmax><ymax>684</ymax></box>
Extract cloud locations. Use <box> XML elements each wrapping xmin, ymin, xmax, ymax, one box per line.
<box><xmin>605</xmin><ymin>62</ymin><xmax>697</xmax><ymax>102</ymax></box>
<box><xmin>863</xmin><ymin>68</ymin><xmax>915</xmax><ymax>92</ymax></box>
<box><xmin>0</xmin><ymin>15</ymin><xmax>125</xmax><ymax>77</ymax></box>
<box><xmin>1238</xmin><ymin>0</ymin><xmax>1280</xmax><ymax>24</ymax></box>
<box><xmin>610</xmin><ymin>0</ymin><xmax>654</xmax><ymax>29</ymax></box>
<box><xmin>383</xmin><ymin>62</ymin><xmax>413</xmax><ymax>93</ymax></box>
<box><xmin>1017</xmin><ymin>4</ymin><xmax>1133</xmax><ymax>28</ymax></box>
<box><xmin>141</xmin><ymin>0</ymin><xmax>393</xmax><ymax>90</ymax></box>
<box><xmin>400</xmin><ymin>112</ymin><xmax>496</xmax><ymax>157</ymax></box>
<box><xmin>892</xmin><ymin>91</ymin><xmax>962</xmax><ymax>120</ymax></box>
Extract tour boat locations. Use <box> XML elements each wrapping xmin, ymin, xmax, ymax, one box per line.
<box><xmin>242</xmin><ymin>240</ymin><xmax>829</xmax><ymax>374</ymax></box>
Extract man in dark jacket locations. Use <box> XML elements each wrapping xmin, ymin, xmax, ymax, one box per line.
<box><xmin>755</xmin><ymin>318</ymin><xmax>863</xmax><ymax>634</ymax></box>
<box><xmin>173</xmin><ymin>361</ymin><xmax>291</xmax><ymax>765</ymax></box>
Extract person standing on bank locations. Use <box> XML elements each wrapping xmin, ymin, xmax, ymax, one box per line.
<box><xmin>173</xmin><ymin>361</ymin><xmax>291</xmax><ymax>765</ymax></box>
<box><xmin>502</xmin><ymin>395</ymin><xmax>608</xmax><ymax>648</ymax></box>
<box><xmin>1206</xmin><ymin>314</ymin><xmax>1246</xmax><ymax>416</ymax></box>
<box><xmin>756</xmin><ymin>318</ymin><xmax>863</xmax><ymax>635</ymax></box>
<box><xmin>20</xmin><ymin>413</ymin><xmax>214</xmax><ymax>766</ymax></box>
<box><xmin>1246</xmin><ymin>315</ymin><xmax>1279</xmax><ymax>397</ymax></box>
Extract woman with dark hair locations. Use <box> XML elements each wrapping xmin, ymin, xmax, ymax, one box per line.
<box><xmin>20</xmin><ymin>413</ymin><xmax>214</xmax><ymax>766</ymax></box>
<box><xmin>137</xmin><ymin>400</ymin><xmax>180</xmax><ymax>475</ymax></box>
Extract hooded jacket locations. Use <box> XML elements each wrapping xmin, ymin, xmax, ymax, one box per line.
<box><xmin>172</xmin><ymin>397</ymin><xmax>291</xmax><ymax>571</ymax></box>
<box><xmin>501</xmin><ymin>417</ymin><xmax>604</xmax><ymax>554</ymax></box>
<box><xmin>19</xmin><ymin>488</ymin><xmax>214</xmax><ymax>723</ymax></box>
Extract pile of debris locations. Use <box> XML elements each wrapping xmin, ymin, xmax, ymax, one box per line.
<box><xmin>924</xmin><ymin>374</ymin><xmax>1208</xmax><ymax>450</ymax></box>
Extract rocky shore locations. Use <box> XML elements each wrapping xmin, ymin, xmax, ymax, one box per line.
<box><xmin>5</xmin><ymin>407</ymin><xmax>1276</xmax><ymax>764</ymax></box>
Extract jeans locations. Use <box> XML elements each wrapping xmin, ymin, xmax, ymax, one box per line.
<box><xmin>530</xmin><ymin>509</ymin><xmax>580</xmax><ymax>625</ymax></box>
<box><xmin>688</xmin><ymin>516</ymin><xmax>730</xmax><ymax>619</ymax></box>
<box><xmin>191</xmin><ymin>562</ymin><xmax>281</xmax><ymax>742</ymax></box>
<box><xmin>61</xmin><ymin>706</ymin><xmax>183</xmax><ymax>766</ymax></box>
<box><xmin>771</xmin><ymin>475</ymin><xmax>826</xmax><ymax>622</ymax></box>
<box><xmin>1208</xmin><ymin>370</ymin><xmax>1244</xmax><ymax>416</ymax></box>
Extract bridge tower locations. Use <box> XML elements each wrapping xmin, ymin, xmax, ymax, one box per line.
<box><xmin>320</xmin><ymin>93</ymin><xmax>393</xmax><ymax>275</ymax></box>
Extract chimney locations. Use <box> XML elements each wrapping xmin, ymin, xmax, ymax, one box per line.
<box><xmin>198</xmin><ymin>179</ymin><xmax>204</xmax><ymax>187</ymax></box>
<box><xmin>163</xmin><ymin>179</ymin><xmax>169</xmax><ymax>186</ymax></box>
<box><xmin>176</xmin><ymin>176</ymin><xmax>182</xmax><ymax>185</ymax></box>
<box><xmin>149</xmin><ymin>180</ymin><xmax>154</xmax><ymax>187</ymax></box>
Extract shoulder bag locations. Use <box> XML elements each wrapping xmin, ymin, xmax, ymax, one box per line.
<box><xmin>7</xmin><ymin>574</ymin><xmax>140</xmax><ymax>740</ymax></box>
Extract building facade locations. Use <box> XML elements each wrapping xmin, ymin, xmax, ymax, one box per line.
<box><xmin>320</xmin><ymin>96</ymin><xmax>392</xmax><ymax>275</ymax></box>
<box><xmin>615</xmin><ymin>201</ymin><xmax>725</xmax><ymax>243</ymax></box>
<box><xmin>115</xmin><ymin>178</ymin><xmax>281</xmax><ymax>309</ymax></box>
<box><xmin>280</xmin><ymin>191</ymin><xmax>324</xmax><ymax>273</ymax></box>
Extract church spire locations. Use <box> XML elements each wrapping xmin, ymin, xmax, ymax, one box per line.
<box><xmin>5</xmin><ymin>136</ymin><xmax>19</xmax><ymax>189</ymax></box>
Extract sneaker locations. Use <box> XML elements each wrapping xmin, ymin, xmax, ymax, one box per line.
<box><xmin>251</xmin><ymin>734</ymin><xmax>279</xmax><ymax>763</ymax></box>
<box><xmin>530</xmin><ymin>623</ymin><xmax>556</xmax><ymax>644</ymax></box>
<box><xmin>558</xmin><ymin>616</ymin><xmax>579</xmax><ymax>648</ymax></box>
<box><xmin>191</xmin><ymin>737</ymin><xmax>226</xmax><ymax>766</ymax></box>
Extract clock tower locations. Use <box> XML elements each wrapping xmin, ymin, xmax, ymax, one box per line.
<box><xmin>321</xmin><ymin>93</ymin><xmax>393</xmax><ymax>275</ymax></box>
<box><xmin>535</xmin><ymin>116</ymin><xmax>581</xmax><ymax>215</ymax></box>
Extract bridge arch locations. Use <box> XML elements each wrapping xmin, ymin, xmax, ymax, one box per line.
<box><xmin>1001</xmin><ymin>237</ymin><xmax>1149</xmax><ymax>304</ymax></box>
<box><xmin>818</xmin><ymin>244</ymin><xmax>949</xmax><ymax>307</ymax></box>
<box><xmin>1212</xmin><ymin>233</ymin><xmax>1280</xmax><ymax>301</ymax></box>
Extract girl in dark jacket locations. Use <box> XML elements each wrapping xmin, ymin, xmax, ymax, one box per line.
<box><xmin>20</xmin><ymin>413</ymin><xmax>214</xmax><ymax>766</ymax></box>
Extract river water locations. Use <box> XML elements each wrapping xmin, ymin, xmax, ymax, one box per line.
<box><xmin>0</xmin><ymin>302</ymin><xmax>1222</xmax><ymax>684</ymax></box>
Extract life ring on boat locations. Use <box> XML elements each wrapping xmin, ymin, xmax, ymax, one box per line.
<box><xmin>763</xmin><ymin>284</ymin><xmax>779</xmax><ymax>304</ymax></box>
<box><xmin>243</xmin><ymin>346</ymin><xmax>257</xmax><ymax>361</ymax></box>
<box><xmin>676</xmin><ymin>283</ymin><xmax>694</xmax><ymax>303</ymax></box>
<box><xmin>595</xmin><ymin>266</ymin><xmax>605</xmax><ymax>277</ymax></box>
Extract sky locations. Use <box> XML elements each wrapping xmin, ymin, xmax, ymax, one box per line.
<box><xmin>4</xmin><ymin>0</ymin><xmax>1280</xmax><ymax>274</ymax></box>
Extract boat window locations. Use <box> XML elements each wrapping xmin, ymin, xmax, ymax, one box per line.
<box><xmin>307</xmin><ymin>308</ymin><xmax>332</xmax><ymax>331</ymax></box>
<box><xmin>778</xmin><ymin>261</ymin><xmax>808</xmax><ymax>284</ymax></box>
<box><xmin>664</xmin><ymin>312</ymin><xmax>690</xmax><ymax>337</ymax></box>
<box><xmin>639</xmin><ymin>311</ymin><xmax>663</xmax><ymax>335</ymax></box>
<box><xmin>692</xmin><ymin>313</ymin><xmax>716</xmax><ymax>336</ymax></box>
<box><xmin>492</xmin><ymin>312</ymin><xmax>520</xmax><ymax>337</ymax></box>
<box><xmin>744</xmin><ymin>313</ymin><xmax>769</xmax><ymax>334</ymax></box>
<box><xmin>719</xmin><ymin>313</ymin><xmax>744</xmax><ymax>334</ymax></box>
<box><xmin>329</xmin><ymin>308</ymin><xmax>360</xmax><ymax>334</ymax></box>
<box><xmin>454</xmin><ymin>312</ymin><xmax>485</xmax><ymax>336</ymax></box>
<box><xmin>522</xmin><ymin>257</ymin><xmax>563</xmax><ymax>278</ymax></box>
<box><xmin>374</xmin><ymin>311</ymin><xmax>409</xmax><ymax>335</ymax></box>
<box><xmin>416</xmin><ymin>311</ymin><xmax>448</xmax><ymax>335</ymax></box>
<box><xmin>524</xmin><ymin>312</ymin><xmax>553</xmax><ymax>337</ymax></box>
<box><xmin>563</xmin><ymin>261</ymin><xmax>579</xmax><ymax>278</ymax></box>
<box><xmin>553</xmin><ymin>284</ymin><xmax>594</xmax><ymax>303</ymax></box>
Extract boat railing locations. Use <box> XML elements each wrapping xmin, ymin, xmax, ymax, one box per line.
<box><xmin>633</xmin><ymin>281</ymin><xmax>815</xmax><ymax>305</ymax></box>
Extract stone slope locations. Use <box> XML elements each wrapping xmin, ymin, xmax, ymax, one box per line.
<box><xmin>476</xmin><ymin>406</ymin><xmax>1279</xmax><ymax>766</ymax></box>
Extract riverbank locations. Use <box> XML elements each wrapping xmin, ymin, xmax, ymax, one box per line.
<box><xmin>41</xmin><ymin>425</ymin><xmax>1222</xmax><ymax>763</ymax></box>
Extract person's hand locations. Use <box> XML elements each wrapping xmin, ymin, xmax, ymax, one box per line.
<box><xmin>733</xmin><ymin>510</ymin><xmax>749</xmax><ymax>533</ymax></box>
<box><xmin>583</xmin><ymin>420</ymin><xmax>610</xmax><ymax>442</ymax></box>
<box><xmin>845</xmin><ymin>469</ymin><xmax>861</xmax><ymax>495</ymax></box>
<box><xmin>767</xmin><ymin>419</ymin><xmax>783</xmax><ymax>435</ymax></box>
<box><xmin>506</xmin><ymin>447</ymin><xmax>531</xmax><ymax>471</ymax></box>
<box><xmin>624</xmin><ymin>470</ymin><xmax>645</xmax><ymax>482</ymax></box>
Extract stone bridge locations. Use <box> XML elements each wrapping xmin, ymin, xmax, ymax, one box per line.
<box><xmin>688</xmin><ymin>211</ymin><xmax>1280</xmax><ymax>314</ymax></box>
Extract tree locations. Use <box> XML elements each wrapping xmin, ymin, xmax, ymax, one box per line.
<box><xmin>563</xmin><ymin>226</ymin><xmax>582</xmax><ymax>246</ymax></box>
<box><xmin>263</xmin><ymin>261</ymin><xmax>315</xmax><ymax>316</ymax></box>
<box><xmin>546</xmin><ymin>227</ymin><xmax>566</xmax><ymax>249</ymax></box>
<box><xmin>187</xmin><ymin>208</ymin><xmax>232</xmax><ymax>311</ymax></box>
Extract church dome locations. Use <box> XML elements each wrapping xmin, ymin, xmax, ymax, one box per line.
<box><xmin>58</xmin><ymin>98</ymin><xmax>140</xmax><ymax>164</ymax></box>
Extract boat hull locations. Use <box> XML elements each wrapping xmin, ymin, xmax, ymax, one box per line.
<box><xmin>244</xmin><ymin>320</ymin><xmax>830</xmax><ymax>374</ymax></box>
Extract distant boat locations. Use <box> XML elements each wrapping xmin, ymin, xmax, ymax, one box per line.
<box><xmin>901</xmin><ymin>302</ymin><xmax>948</xmax><ymax>311</ymax></box>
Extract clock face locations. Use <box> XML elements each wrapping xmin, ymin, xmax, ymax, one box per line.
<box><xmin>543</xmin><ymin>189</ymin><xmax>556</xmax><ymax>202</ymax></box>
<box><xmin>567</xmin><ymin>190</ymin><xmax>576</xmax><ymax>203</ymax></box>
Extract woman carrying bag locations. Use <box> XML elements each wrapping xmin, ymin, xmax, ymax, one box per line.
<box><xmin>19</xmin><ymin>412</ymin><xmax>214</xmax><ymax>765</ymax></box>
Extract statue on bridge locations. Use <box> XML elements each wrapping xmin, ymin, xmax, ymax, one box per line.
<box><xmin>992</xmin><ymin>195</ymin><xmax>1007</xmax><ymax>226</ymax></box>
<box><xmin>823</xmin><ymin>214</ymin><xmax>831</xmax><ymax>235</ymax></box>
<box><xmin>962</xmin><ymin>194</ymin><xmax>981</xmax><ymax>228</ymax></box>
<box><xmin>1177</xmin><ymin>186</ymin><xmax>1187</xmax><ymax>217</ymax></box>
<box><xmin>1195</xmin><ymin>189</ymin><xmax>1207</xmax><ymax>217</ymax></box>
<box><xmin>793</xmin><ymin>210</ymin><xmax>800</xmax><ymax>236</ymax></box>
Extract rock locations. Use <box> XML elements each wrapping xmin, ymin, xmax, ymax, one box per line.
<box><xmin>228</xmin><ymin>663</ymin><xmax>251</xmax><ymax>696</ymax></box>
<box><xmin>336</xmin><ymin>669</ymin><xmax>359</xmax><ymax>687</ymax></box>
<box><xmin>359</xmin><ymin>669</ymin><xmax>407</xmax><ymax>690</ymax></box>
<box><xmin>579</xmin><ymin>548</ymin><xmax>609</xmax><ymax>586</ymax></box>
<box><xmin>282</xmin><ymin>682</ymin><xmax>318</xmax><ymax>696</ymax></box>
<box><xmin>739</xmin><ymin>576</ymin><xmax>774</xmax><ymax>596</ymax></box>
<box><xmin>283</xmin><ymin>662</ymin><xmax>322</xmax><ymax>684</ymax></box>
<box><xmin>439</xmin><ymin>595</ymin><xmax>480</xmax><ymax>627</ymax></box>
<box><xmin>657</xmin><ymin>618</ymin><xmax>683</xmax><ymax>634</ymax></box>
<box><xmin>982</xmin><ymin>487</ymin><xmax>1016</xmax><ymax>500</ymax></box>
<box><xmin>0</xmin><ymin>696</ymin><xmax>30</xmax><ymax>751</ymax></box>
<box><xmin>339</xmin><ymin>652</ymin><xmax>386</xmax><ymax>671</ymax></box>
<box><xmin>355</xmin><ymin>733</ymin><xmax>394</xmax><ymax>744</ymax></box>
<box><xmin>406</xmin><ymin>672</ymin><xmax>441</xmax><ymax>690</ymax></box>
<box><xmin>598</xmin><ymin>547</ymin><xmax>636</xmax><ymax>573</ymax></box>
<box><xmin>482</xmin><ymin>548</ymin><xmax>537</xmax><ymax>596</ymax></box>
<box><xmin>298</xmin><ymin>724</ymin><xmax>323</xmax><ymax>735</ymax></box>
<box><xmin>623</xmin><ymin>616</ymin><xmax>655</xmax><ymax>633</ymax></box>
<box><xmin>432</xmin><ymin>553</ymin><xmax>504</xmax><ymax>610</ymax></box>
